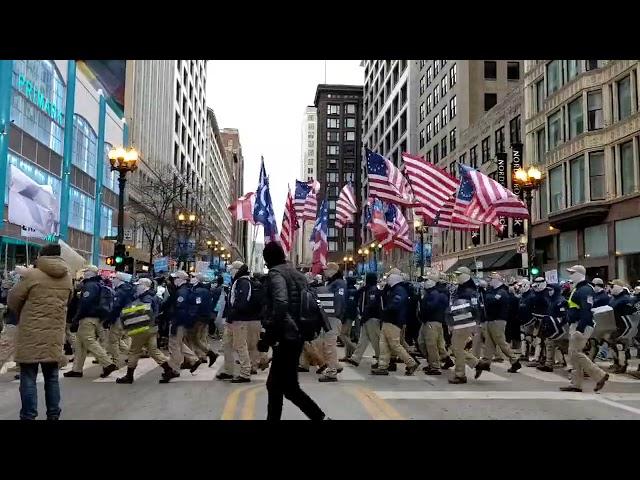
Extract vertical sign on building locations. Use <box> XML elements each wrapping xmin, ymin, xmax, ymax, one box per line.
<box><xmin>511</xmin><ymin>143</ymin><xmax>525</xmax><ymax>236</ymax></box>
<box><xmin>495</xmin><ymin>152</ymin><xmax>508</xmax><ymax>238</ymax></box>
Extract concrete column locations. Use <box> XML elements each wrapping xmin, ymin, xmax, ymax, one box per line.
<box><xmin>0</xmin><ymin>61</ymin><xmax>13</xmax><ymax>231</ymax></box>
<box><xmin>91</xmin><ymin>93</ymin><xmax>106</xmax><ymax>266</ymax></box>
<box><xmin>59</xmin><ymin>61</ymin><xmax>76</xmax><ymax>241</ymax></box>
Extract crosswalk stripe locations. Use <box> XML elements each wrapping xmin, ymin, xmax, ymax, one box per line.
<box><xmin>492</xmin><ymin>362</ymin><xmax>566</xmax><ymax>382</ymax></box>
<box><xmin>10</xmin><ymin>358</ymin><xmax>94</xmax><ymax>384</ymax></box>
<box><xmin>372</xmin><ymin>390</ymin><xmax>639</xmax><ymax>401</ymax></box>
<box><xmin>465</xmin><ymin>366</ymin><xmax>509</xmax><ymax>382</ymax></box>
<box><xmin>338</xmin><ymin>365</ymin><xmax>366</xmax><ymax>381</ymax></box>
<box><xmin>93</xmin><ymin>358</ymin><xmax>158</xmax><ymax>383</ymax></box>
<box><xmin>172</xmin><ymin>357</ymin><xmax>222</xmax><ymax>382</ymax></box>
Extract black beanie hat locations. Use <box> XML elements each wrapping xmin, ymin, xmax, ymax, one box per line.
<box><xmin>263</xmin><ymin>242</ymin><xmax>286</xmax><ymax>268</ymax></box>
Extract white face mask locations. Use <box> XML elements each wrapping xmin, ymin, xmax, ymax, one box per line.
<box><xmin>520</xmin><ymin>282</ymin><xmax>531</xmax><ymax>293</ymax></box>
<box><xmin>490</xmin><ymin>279</ymin><xmax>502</xmax><ymax>289</ymax></box>
<box><xmin>594</xmin><ymin>285</ymin><xmax>603</xmax><ymax>293</ymax></box>
<box><xmin>424</xmin><ymin>279</ymin><xmax>436</xmax><ymax>289</ymax></box>
<box><xmin>457</xmin><ymin>273</ymin><xmax>471</xmax><ymax>285</ymax></box>
<box><xmin>83</xmin><ymin>270</ymin><xmax>97</xmax><ymax>280</ymax></box>
<box><xmin>533</xmin><ymin>281</ymin><xmax>547</xmax><ymax>292</ymax></box>
<box><xmin>190</xmin><ymin>277</ymin><xmax>199</xmax><ymax>285</ymax></box>
<box><xmin>569</xmin><ymin>272</ymin><xmax>584</xmax><ymax>284</ymax></box>
<box><xmin>548</xmin><ymin>289</ymin><xmax>554</xmax><ymax>297</ymax></box>
<box><xmin>611</xmin><ymin>285</ymin><xmax>624</xmax><ymax>296</ymax></box>
<box><xmin>136</xmin><ymin>284</ymin><xmax>148</xmax><ymax>296</ymax></box>
<box><xmin>112</xmin><ymin>278</ymin><xmax>123</xmax><ymax>289</ymax></box>
<box><xmin>174</xmin><ymin>278</ymin><xmax>187</xmax><ymax>287</ymax></box>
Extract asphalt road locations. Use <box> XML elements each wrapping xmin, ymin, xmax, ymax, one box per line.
<box><xmin>1</xmin><ymin>345</ymin><xmax>640</xmax><ymax>420</ymax></box>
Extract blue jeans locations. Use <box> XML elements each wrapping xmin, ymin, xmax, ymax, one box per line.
<box><xmin>19</xmin><ymin>362</ymin><xmax>61</xmax><ymax>420</ymax></box>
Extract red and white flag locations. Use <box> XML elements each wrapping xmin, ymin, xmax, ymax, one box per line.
<box><xmin>435</xmin><ymin>196</ymin><xmax>481</xmax><ymax>230</ymax></box>
<box><xmin>228</xmin><ymin>192</ymin><xmax>255</xmax><ymax>224</ymax></box>
<box><xmin>280</xmin><ymin>186</ymin><xmax>298</xmax><ymax>255</ymax></box>
<box><xmin>380</xmin><ymin>204</ymin><xmax>413</xmax><ymax>252</ymax></box>
<box><xmin>366</xmin><ymin>149</ymin><xmax>414</xmax><ymax>206</ymax></box>
<box><xmin>294</xmin><ymin>179</ymin><xmax>320</xmax><ymax>222</ymax></box>
<box><xmin>367</xmin><ymin>198</ymin><xmax>390</xmax><ymax>241</ymax></box>
<box><xmin>335</xmin><ymin>182</ymin><xmax>357</xmax><ymax>228</ymax></box>
<box><xmin>401</xmin><ymin>152</ymin><xmax>460</xmax><ymax>222</ymax></box>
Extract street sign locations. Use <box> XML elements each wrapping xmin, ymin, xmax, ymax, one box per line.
<box><xmin>545</xmin><ymin>269</ymin><xmax>558</xmax><ymax>284</ymax></box>
<box><xmin>123</xmin><ymin>229</ymin><xmax>133</xmax><ymax>241</ymax></box>
<box><xmin>517</xmin><ymin>243</ymin><xmax>527</xmax><ymax>254</ymax></box>
<box><xmin>154</xmin><ymin>256</ymin><xmax>169</xmax><ymax>273</ymax></box>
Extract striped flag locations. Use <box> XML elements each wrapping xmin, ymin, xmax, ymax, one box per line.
<box><xmin>310</xmin><ymin>200</ymin><xmax>329</xmax><ymax>274</ymax></box>
<box><xmin>228</xmin><ymin>192</ymin><xmax>256</xmax><ymax>224</ymax></box>
<box><xmin>294</xmin><ymin>179</ymin><xmax>319</xmax><ymax>222</ymax></box>
<box><xmin>366</xmin><ymin>149</ymin><xmax>413</xmax><ymax>206</ymax></box>
<box><xmin>335</xmin><ymin>182</ymin><xmax>357</xmax><ymax>228</ymax></box>
<box><xmin>367</xmin><ymin>198</ymin><xmax>390</xmax><ymax>241</ymax></box>
<box><xmin>280</xmin><ymin>186</ymin><xmax>298</xmax><ymax>255</ymax></box>
<box><xmin>462</xmin><ymin>164</ymin><xmax>529</xmax><ymax>230</ymax></box>
<box><xmin>380</xmin><ymin>204</ymin><xmax>413</xmax><ymax>252</ymax></box>
<box><xmin>401</xmin><ymin>152</ymin><xmax>460</xmax><ymax>222</ymax></box>
<box><xmin>253</xmin><ymin>158</ymin><xmax>279</xmax><ymax>243</ymax></box>
<box><xmin>435</xmin><ymin>195</ymin><xmax>481</xmax><ymax>230</ymax></box>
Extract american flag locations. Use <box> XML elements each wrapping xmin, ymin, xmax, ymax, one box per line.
<box><xmin>294</xmin><ymin>179</ymin><xmax>319</xmax><ymax>222</ymax></box>
<box><xmin>366</xmin><ymin>149</ymin><xmax>413</xmax><ymax>206</ymax></box>
<box><xmin>280</xmin><ymin>186</ymin><xmax>298</xmax><ymax>255</ymax></box>
<box><xmin>335</xmin><ymin>182</ymin><xmax>357</xmax><ymax>228</ymax></box>
<box><xmin>253</xmin><ymin>157</ymin><xmax>280</xmax><ymax>243</ymax></box>
<box><xmin>435</xmin><ymin>165</ymin><xmax>481</xmax><ymax>230</ymax></box>
<box><xmin>361</xmin><ymin>203</ymin><xmax>371</xmax><ymax>244</ymax></box>
<box><xmin>228</xmin><ymin>192</ymin><xmax>256</xmax><ymax>224</ymax></box>
<box><xmin>310</xmin><ymin>199</ymin><xmax>329</xmax><ymax>274</ymax></box>
<box><xmin>368</xmin><ymin>198</ymin><xmax>390</xmax><ymax>241</ymax></box>
<box><xmin>401</xmin><ymin>152</ymin><xmax>460</xmax><ymax>222</ymax></box>
<box><xmin>462</xmin><ymin>164</ymin><xmax>529</xmax><ymax>231</ymax></box>
<box><xmin>380</xmin><ymin>203</ymin><xmax>413</xmax><ymax>252</ymax></box>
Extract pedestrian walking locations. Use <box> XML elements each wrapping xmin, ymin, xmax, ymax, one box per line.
<box><xmin>346</xmin><ymin>272</ymin><xmax>381</xmax><ymax>368</ymax></box>
<box><xmin>166</xmin><ymin>271</ymin><xmax>200</xmax><ymax>378</ymax></box>
<box><xmin>8</xmin><ymin>244</ymin><xmax>73</xmax><ymax>420</ymax></box>
<box><xmin>419</xmin><ymin>272</ymin><xmax>453</xmax><ymax>375</ymax></box>
<box><xmin>105</xmin><ymin>272</ymin><xmax>135</xmax><ymax>369</ymax></box>
<box><xmin>315</xmin><ymin>262</ymin><xmax>346</xmax><ymax>382</ymax></box>
<box><xmin>186</xmin><ymin>273</ymin><xmax>218</xmax><ymax>368</ymax></box>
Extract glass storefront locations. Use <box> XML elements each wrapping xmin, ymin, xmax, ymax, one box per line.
<box><xmin>615</xmin><ymin>216</ymin><xmax>640</xmax><ymax>284</ymax></box>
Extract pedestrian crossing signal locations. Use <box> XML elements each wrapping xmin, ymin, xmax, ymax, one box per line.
<box><xmin>106</xmin><ymin>256</ymin><xmax>116</xmax><ymax>266</ymax></box>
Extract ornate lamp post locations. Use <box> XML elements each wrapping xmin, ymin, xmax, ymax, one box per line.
<box><xmin>414</xmin><ymin>218</ymin><xmax>430</xmax><ymax>278</ymax></box>
<box><xmin>513</xmin><ymin>166</ymin><xmax>543</xmax><ymax>278</ymax></box>
<box><xmin>177</xmin><ymin>211</ymin><xmax>197</xmax><ymax>271</ymax></box>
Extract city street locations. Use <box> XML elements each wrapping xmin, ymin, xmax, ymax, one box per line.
<box><xmin>2</xmin><ymin>346</ymin><xmax>640</xmax><ymax>420</ymax></box>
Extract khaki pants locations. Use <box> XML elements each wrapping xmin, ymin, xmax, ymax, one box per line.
<box><xmin>339</xmin><ymin>321</ymin><xmax>356</xmax><ymax>358</ymax></box>
<box><xmin>65</xmin><ymin>324</ymin><xmax>77</xmax><ymax>354</ymax></box>
<box><xmin>107</xmin><ymin>320</ymin><xmax>130</xmax><ymax>369</ymax></box>
<box><xmin>222</xmin><ymin>322</ymin><xmax>252</xmax><ymax>379</ymax></box>
<box><xmin>97</xmin><ymin>324</ymin><xmax>108</xmax><ymax>349</ymax></box>
<box><xmin>451</xmin><ymin>326</ymin><xmax>480</xmax><ymax>378</ymax></box>
<box><xmin>246</xmin><ymin>320</ymin><xmax>265</xmax><ymax>369</ymax></box>
<box><xmin>168</xmin><ymin>325</ymin><xmax>198</xmax><ymax>371</ymax></box>
<box><xmin>482</xmin><ymin>320</ymin><xmax>517</xmax><ymax>364</ymax></box>
<box><xmin>351</xmin><ymin>318</ymin><xmax>381</xmax><ymax>364</ymax></box>
<box><xmin>186</xmin><ymin>322</ymin><xmax>210</xmax><ymax>360</ymax></box>
<box><xmin>0</xmin><ymin>324</ymin><xmax>17</xmax><ymax>371</ymax></box>
<box><xmin>73</xmin><ymin>317</ymin><xmax>114</xmax><ymax>371</ymax></box>
<box><xmin>569</xmin><ymin>327</ymin><xmax>606</xmax><ymax>389</ymax></box>
<box><xmin>127</xmin><ymin>327</ymin><xmax>167</xmax><ymax>369</ymax></box>
<box><xmin>378</xmin><ymin>323</ymin><xmax>417</xmax><ymax>370</ymax></box>
<box><xmin>544</xmin><ymin>339</ymin><xmax>559</xmax><ymax>368</ymax></box>
<box><xmin>320</xmin><ymin>316</ymin><xmax>341</xmax><ymax>378</ymax></box>
<box><xmin>471</xmin><ymin>324</ymin><xmax>483</xmax><ymax>358</ymax></box>
<box><xmin>422</xmin><ymin>321</ymin><xmax>449</xmax><ymax>369</ymax></box>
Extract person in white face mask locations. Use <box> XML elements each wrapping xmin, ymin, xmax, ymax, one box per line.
<box><xmin>418</xmin><ymin>272</ymin><xmax>454</xmax><ymax>374</ymax></box>
<box><xmin>591</xmin><ymin>278</ymin><xmax>610</xmax><ymax>307</ymax></box>
<box><xmin>106</xmin><ymin>272</ymin><xmax>135</xmax><ymax>369</ymax></box>
<box><xmin>560</xmin><ymin>265</ymin><xmax>609</xmax><ymax>393</ymax></box>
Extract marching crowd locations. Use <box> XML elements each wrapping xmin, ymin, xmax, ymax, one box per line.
<box><xmin>1</xmin><ymin>241</ymin><xmax>640</xmax><ymax>420</ymax></box>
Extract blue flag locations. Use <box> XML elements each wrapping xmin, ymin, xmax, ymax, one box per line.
<box><xmin>253</xmin><ymin>157</ymin><xmax>279</xmax><ymax>244</ymax></box>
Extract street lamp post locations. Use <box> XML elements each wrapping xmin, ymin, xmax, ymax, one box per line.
<box><xmin>414</xmin><ymin>219</ymin><xmax>429</xmax><ymax>278</ymax></box>
<box><xmin>513</xmin><ymin>166</ymin><xmax>543</xmax><ymax>279</ymax></box>
<box><xmin>177</xmin><ymin>211</ymin><xmax>197</xmax><ymax>271</ymax></box>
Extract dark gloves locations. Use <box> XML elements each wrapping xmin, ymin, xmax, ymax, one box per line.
<box><xmin>70</xmin><ymin>321</ymin><xmax>79</xmax><ymax>333</ymax></box>
<box><xmin>257</xmin><ymin>338</ymin><xmax>270</xmax><ymax>353</ymax></box>
<box><xmin>102</xmin><ymin>319</ymin><xmax>111</xmax><ymax>330</ymax></box>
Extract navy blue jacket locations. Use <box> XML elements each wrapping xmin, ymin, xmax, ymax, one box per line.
<box><xmin>449</xmin><ymin>279</ymin><xmax>480</xmax><ymax>323</ymax></box>
<box><xmin>227</xmin><ymin>276</ymin><xmax>253</xmax><ymax>322</ymax></box>
<box><xmin>357</xmin><ymin>273</ymin><xmax>381</xmax><ymax>322</ymax></box>
<box><xmin>593</xmin><ymin>290</ymin><xmax>611</xmax><ymax>308</ymax></box>
<box><xmin>609</xmin><ymin>292</ymin><xmax>636</xmax><ymax>318</ymax></box>
<box><xmin>74</xmin><ymin>276</ymin><xmax>104</xmax><ymax>321</ymax></box>
<box><xmin>172</xmin><ymin>283</ymin><xmax>195</xmax><ymax>329</ymax></box>
<box><xmin>192</xmin><ymin>282</ymin><xmax>213</xmax><ymax>322</ymax></box>
<box><xmin>528</xmin><ymin>290</ymin><xmax>551</xmax><ymax>317</ymax></box>
<box><xmin>567</xmin><ymin>280</ymin><xmax>595</xmax><ymax>333</ymax></box>
<box><xmin>382</xmin><ymin>282</ymin><xmax>409</xmax><ymax>327</ymax></box>
<box><xmin>108</xmin><ymin>282</ymin><xmax>135</xmax><ymax>326</ymax></box>
<box><xmin>484</xmin><ymin>284</ymin><xmax>511</xmax><ymax>321</ymax></box>
<box><xmin>345</xmin><ymin>279</ymin><xmax>358</xmax><ymax>321</ymax></box>
<box><xmin>518</xmin><ymin>290</ymin><xmax>534</xmax><ymax>324</ymax></box>
<box><xmin>137</xmin><ymin>290</ymin><xmax>161</xmax><ymax>326</ymax></box>
<box><xmin>548</xmin><ymin>285</ymin><xmax>569</xmax><ymax>321</ymax></box>
<box><xmin>420</xmin><ymin>287</ymin><xmax>448</xmax><ymax>324</ymax></box>
<box><xmin>327</xmin><ymin>276</ymin><xmax>347</xmax><ymax>321</ymax></box>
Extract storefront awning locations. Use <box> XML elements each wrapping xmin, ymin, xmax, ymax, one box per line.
<box><xmin>447</xmin><ymin>249</ymin><xmax>521</xmax><ymax>273</ymax></box>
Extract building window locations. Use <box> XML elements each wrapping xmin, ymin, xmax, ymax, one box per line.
<box><xmin>327</xmin><ymin>131</ymin><xmax>339</xmax><ymax>141</ymax></box>
<box><xmin>327</xmin><ymin>104</ymin><xmax>340</xmax><ymax>115</ymax></box>
<box><xmin>559</xmin><ymin>230</ymin><xmax>578</xmax><ymax>263</ymax></box>
<box><xmin>441</xmin><ymin>137</ymin><xmax>448</xmax><ymax>157</ymax></box>
<box><xmin>481</xmin><ymin>137</ymin><xmax>490</xmax><ymax>163</ymax></box>
<box><xmin>103</xmin><ymin>143</ymin><xmax>117</xmax><ymax>192</ymax></box>
<box><xmin>620</xmin><ymin>140</ymin><xmax>636</xmax><ymax>195</ymax></box>
<box><xmin>426</xmin><ymin>122</ymin><xmax>432</xmax><ymax>141</ymax></box>
<box><xmin>327</xmin><ymin>118</ymin><xmax>339</xmax><ymax>128</ymax></box>
<box><xmin>547</xmin><ymin>60</ymin><xmax>562</xmax><ymax>95</ymax></box>
<box><xmin>469</xmin><ymin>146</ymin><xmax>478</xmax><ymax>168</ymax></box>
<box><xmin>508</xmin><ymin>116</ymin><xmax>521</xmax><ymax>145</ymax></box>
<box><xmin>570</xmin><ymin>155</ymin><xmax>585</xmax><ymax>206</ymax></box>
<box><xmin>426</xmin><ymin>66</ymin><xmax>433</xmax><ymax>86</ymax></box>
<box><xmin>5</xmin><ymin>153</ymin><xmax>62</xmax><ymax>206</ymax></box>
<box><xmin>344</xmin><ymin>172</ymin><xmax>355</xmax><ymax>182</ymax></box>
<box><xmin>326</xmin><ymin>172</ymin><xmax>338</xmax><ymax>182</ymax></box>
<box><xmin>507</xmin><ymin>61</ymin><xmax>520</xmax><ymax>80</ymax></box>
<box><xmin>450</xmin><ymin>96</ymin><xmax>457</xmax><ymax>119</ymax></box>
<box><xmin>539</xmin><ymin>178</ymin><xmax>548</xmax><ymax>219</ymax></box>
<box><xmin>433</xmin><ymin>144</ymin><xmax>439</xmax><ymax>162</ymax></box>
<box><xmin>618</xmin><ymin>76</ymin><xmax>632</xmax><ymax>120</ymax></box>
<box><xmin>568</xmin><ymin>96</ymin><xmax>584</xmax><ymax>139</ymax></box>
<box><xmin>441</xmin><ymin>76</ymin><xmax>448</xmax><ymax>96</ymax></box>
<box><xmin>566</xmin><ymin>60</ymin><xmax>580</xmax><ymax>81</ymax></box>
<box><xmin>434</xmin><ymin>85</ymin><xmax>440</xmax><ymax>105</ymax></box>
<box><xmin>549</xmin><ymin>165</ymin><xmax>565</xmax><ymax>212</ymax></box>
<box><xmin>494</xmin><ymin>127</ymin><xmax>505</xmax><ymax>153</ymax></box>
<box><xmin>100</xmin><ymin>205</ymin><xmax>115</xmax><ymax>238</ymax></box>
<box><xmin>69</xmin><ymin>187</ymin><xmax>95</xmax><ymax>234</ymax></box>
<box><xmin>586</xmin><ymin>60</ymin><xmax>603</xmax><ymax>71</ymax></box>
<box><xmin>328</xmin><ymin>241</ymin><xmax>337</xmax><ymax>252</ymax></box>
<box><xmin>72</xmin><ymin>115</ymin><xmax>98</xmax><ymax>178</ymax></box>
<box><xmin>548</xmin><ymin>109</ymin><xmax>563</xmax><ymax>149</ymax></box>
<box><xmin>484</xmin><ymin>93</ymin><xmax>497</xmax><ymax>112</ymax></box>
<box><xmin>419</xmin><ymin>129</ymin><xmax>425</xmax><ymax>149</ymax></box>
<box><xmin>346</xmin><ymin>104</ymin><xmax>356</xmax><ymax>114</ymax></box>
<box><xmin>434</xmin><ymin>60</ymin><xmax>440</xmax><ymax>75</ymax></box>
<box><xmin>420</xmin><ymin>75</ymin><xmax>426</xmax><ymax>95</ymax></box>
<box><xmin>450</xmin><ymin>64</ymin><xmax>457</xmax><ymax>87</ymax></box>
<box><xmin>345</xmin><ymin>118</ymin><xmax>356</xmax><ymax>128</ymax></box>
<box><xmin>425</xmin><ymin>151</ymin><xmax>431</xmax><ymax>163</ymax></box>
<box><xmin>434</xmin><ymin>114</ymin><xmax>440</xmax><ymax>134</ymax></box>
<box><xmin>419</xmin><ymin>102</ymin><xmax>425</xmax><ymax>122</ymax></box>
<box><xmin>344</xmin><ymin>131</ymin><xmax>356</xmax><ymax>141</ymax></box>
<box><xmin>589</xmin><ymin>151</ymin><xmax>605</xmax><ymax>200</ymax></box>
<box><xmin>426</xmin><ymin>94</ymin><xmax>432</xmax><ymax>113</ymax></box>
<box><xmin>441</xmin><ymin>106</ymin><xmax>448</xmax><ymax>127</ymax></box>
<box><xmin>308</xmin><ymin>123</ymin><xmax>315</xmax><ymax>130</ymax></box>
<box><xmin>484</xmin><ymin>61</ymin><xmax>497</xmax><ymax>80</ymax></box>
<box><xmin>587</xmin><ymin>90</ymin><xmax>603</xmax><ymax>130</ymax></box>
<box><xmin>327</xmin><ymin>145</ymin><xmax>339</xmax><ymax>155</ymax></box>
<box><xmin>584</xmin><ymin>224</ymin><xmax>608</xmax><ymax>258</ymax></box>
<box><xmin>450</xmin><ymin>128</ymin><xmax>456</xmax><ymax>151</ymax></box>
<box><xmin>536</xmin><ymin>127</ymin><xmax>546</xmax><ymax>163</ymax></box>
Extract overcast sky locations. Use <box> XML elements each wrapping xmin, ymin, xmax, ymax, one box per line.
<box><xmin>206</xmin><ymin>60</ymin><xmax>363</xmax><ymax>226</ymax></box>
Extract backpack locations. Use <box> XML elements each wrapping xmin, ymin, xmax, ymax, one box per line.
<box><xmin>248</xmin><ymin>278</ymin><xmax>265</xmax><ymax>317</ymax></box>
<box><xmin>97</xmin><ymin>284</ymin><xmax>115</xmax><ymax>319</ymax></box>
<box><xmin>299</xmin><ymin>285</ymin><xmax>331</xmax><ymax>341</ymax></box>
<box><xmin>361</xmin><ymin>286</ymin><xmax>383</xmax><ymax>320</ymax></box>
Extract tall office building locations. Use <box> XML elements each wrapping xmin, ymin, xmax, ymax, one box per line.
<box><xmin>220</xmin><ymin>128</ymin><xmax>247</xmax><ymax>260</ymax></box>
<box><xmin>314</xmin><ymin>84</ymin><xmax>363</xmax><ymax>263</ymax></box>
<box><xmin>523</xmin><ymin>60</ymin><xmax>640</xmax><ymax>283</ymax></box>
<box><xmin>295</xmin><ymin>106</ymin><xmax>317</xmax><ymax>268</ymax></box>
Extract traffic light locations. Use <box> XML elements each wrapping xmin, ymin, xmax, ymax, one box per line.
<box><xmin>105</xmin><ymin>256</ymin><xmax>116</xmax><ymax>267</ymax></box>
<box><xmin>530</xmin><ymin>266</ymin><xmax>540</xmax><ymax>277</ymax></box>
<box><xmin>114</xmin><ymin>243</ymin><xmax>126</xmax><ymax>272</ymax></box>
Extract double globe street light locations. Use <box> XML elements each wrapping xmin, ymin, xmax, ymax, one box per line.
<box><xmin>513</xmin><ymin>165</ymin><xmax>543</xmax><ymax>278</ymax></box>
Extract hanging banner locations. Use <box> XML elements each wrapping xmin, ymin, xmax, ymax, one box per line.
<box><xmin>8</xmin><ymin>165</ymin><xmax>60</xmax><ymax>236</ymax></box>
<box><xmin>495</xmin><ymin>152</ymin><xmax>508</xmax><ymax>238</ymax></box>
<box><xmin>511</xmin><ymin>143</ymin><xmax>525</xmax><ymax>236</ymax></box>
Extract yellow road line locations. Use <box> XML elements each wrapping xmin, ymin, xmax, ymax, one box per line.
<box><xmin>349</xmin><ymin>386</ymin><xmax>388</xmax><ymax>420</ymax></box>
<box><xmin>240</xmin><ymin>385</ymin><xmax>264</xmax><ymax>420</ymax></box>
<box><xmin>221</xmin><ymin>385</ymin><xmax>255</xmax><ymax>420</ymax></box>
<box><xmin>367</xmin><ymin>389</ymin><xmax>404</xmax><ymax>420</ymax></box>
